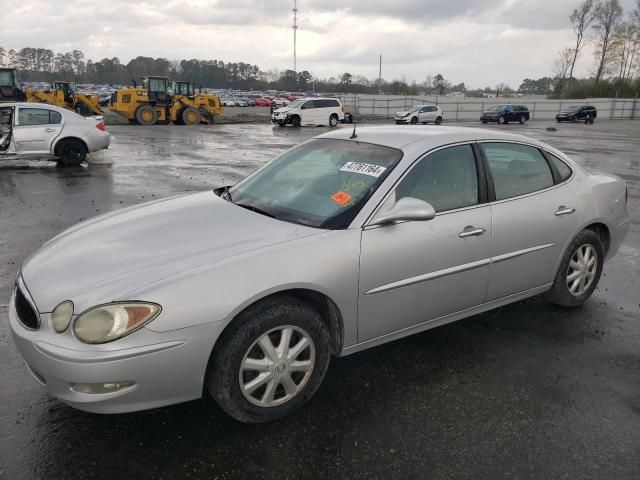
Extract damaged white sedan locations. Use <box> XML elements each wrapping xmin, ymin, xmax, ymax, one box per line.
<box><xmin>0</xmin><ymin>103</ymin><xmax>109</xmax><ymax>165</ymax></box>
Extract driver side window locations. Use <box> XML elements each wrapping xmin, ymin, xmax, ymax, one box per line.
<box><xmin>395</xmin><ymin>144</ymin><xmax>479</xmax><ymax>212</ymax></box>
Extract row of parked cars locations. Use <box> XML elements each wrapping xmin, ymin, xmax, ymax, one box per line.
<box><xmin>392</xmin><ymin>104</ymin><xmax>598</xmax><ymax>126</ymax></box>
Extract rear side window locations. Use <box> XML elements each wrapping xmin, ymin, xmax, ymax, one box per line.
<box><xmin>546</xmin><ymin>152</ymin><xmax>573</xmax><ymax>182</ymax></box>
<box><xmin>18</xmin><ymin>108</ymin><xmax>56</xmax><ymax>126</ymax></box>
<box><xmin>482</xmin><ymin>143</ymin><xmax>554</xmax><ymax>200</ymax></box>
<box><xmin>396</xmin><ymin>144</ymin><xmax>479</xmax><ymax>212</ymax></box>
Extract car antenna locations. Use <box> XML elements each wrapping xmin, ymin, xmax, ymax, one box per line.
<box><xmin>349</xmin><ymin>123</ymin><xmax>357</xmax><ymax>139</ymax></box>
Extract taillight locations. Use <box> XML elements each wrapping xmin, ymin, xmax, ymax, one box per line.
<box><xmin>341</xmin><ymin>106</ymin><xmax>344</xmax><ymax>112</ymax></box>
<box><xmin>96</xmin><ymin>121</ymin><xmax>106</xmax><ymax>132</ymax></box>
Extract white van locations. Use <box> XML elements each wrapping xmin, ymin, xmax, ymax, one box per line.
<box><xmin>271</xmin><ymin>97</ymin><xmax>345</xmax><ymax>127</ymax></box>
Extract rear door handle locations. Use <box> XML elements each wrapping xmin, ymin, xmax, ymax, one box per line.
<box><xmin>555</xmin><ymin>206</ymin><xmax>575</xmax><ymax>216</ymax></box>
<box><xmin>459</xmin><ymin>226</ymin><xmax>486</xmax><ymax>238</ymax></box>
<box><xmin>44</xmin><ymin>128</ymin><xmax>56</xmax><ymax>133</ymax></box>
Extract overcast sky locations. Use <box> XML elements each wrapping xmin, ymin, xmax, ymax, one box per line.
<box><xmin>1</xmin><ymin>0</ymin><xmax>637</xmax><ymax>88</ymax></box>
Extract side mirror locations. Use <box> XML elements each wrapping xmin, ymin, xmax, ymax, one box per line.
<box><xmin>369</xmin><ymin>197</ymin><xmax>436</xmax><ymax>226</ymax></box>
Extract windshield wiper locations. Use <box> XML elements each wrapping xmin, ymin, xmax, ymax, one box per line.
<box><xmin>235</xmin><ymin>203</ymin><xmax>277</xmax><ymax>219</ymax></box>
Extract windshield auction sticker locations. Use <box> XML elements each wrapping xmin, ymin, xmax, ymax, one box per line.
<box><xmin>331</xmin><ymin>191</ymin><xmax>352</xmax><ymax>205</ymax></box>
<box><xmin>340</xmin><ymin>162</ymin><xmax>387</xmax><ymax>178</ymax></box>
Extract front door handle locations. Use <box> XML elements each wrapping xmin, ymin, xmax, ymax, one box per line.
<box><xmin>44</xmin><ymin>128</ymin><xmax>56</xmax><ymax>133</ymax></box>
<box><xmin>459</xmin><ymin>226</ymin><xmax>486</xmax><ymax>238</ymax></box>
<box><xmin>555</xmin><ymin>206</ymin><xmax>575</xmax><ymax>216</ymax></box>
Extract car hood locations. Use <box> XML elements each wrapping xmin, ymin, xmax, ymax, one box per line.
<box><xmin>395</xmin><ymin>110</ymin><xmax>414</xmax><ymax>116</ymax></box>
<box><xmin>21</xmin><ymin>192</ymin><xmax>323</xmax><ymax>312</ymax></box>
<box><xmin>558</xmin><ymin>111</ymin><xmax>577</xmax><ymax>115</ymax></box>
<box><xmin>482</xmin><ymin>110</ymin><xmax>501</xmax><ymax>115</ymax></box>
<box><xmin>274</xmin><ymin>106</ymin><xmax>291</xmax><ymax>114</ymax></box>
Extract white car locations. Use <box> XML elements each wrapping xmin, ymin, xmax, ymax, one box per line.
<box><xmin>272</xmin><ymin>97</ymin><xmax>345</xmax><ymax>127</ymax></box>
<box><xmin>0</xmin><ymin>103</ymin><xmax>110</xmax><ymax>165</ymax></box>
<box><xmin>273</xmin><ymin>97</ymin><xmax>289</xmax><ymax>107</ymax></box>
<box><xmin>394</xmin><ymin>105</ymin><xmax>444</xmax><ymax>125</ymax></box>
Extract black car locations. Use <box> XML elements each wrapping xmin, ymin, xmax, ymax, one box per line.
<box><xmin>556</xmin><ymin>105</ymin><xmax>597</xmax><ymax>123</ymax></box>
<box><xmin>480</xmin><ymin>104</ymin><xmax>530</xmax><ymax>124</ymax></box>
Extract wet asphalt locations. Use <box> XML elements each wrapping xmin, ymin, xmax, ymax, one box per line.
<box><xmin>0</xmin><ymin>120</ymin><xmax>638</xmax><ymax>480</ymax></box>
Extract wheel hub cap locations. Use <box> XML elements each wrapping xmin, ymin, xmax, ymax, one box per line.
<box><xmin>566</xmin><ymin>244</ymin><xmax>598</xmax><ymax>296</ymax></box>
<box><xmin>239</xmin><ymin>325</ymin><xmax>315</xmax><ymax>407</ymax></box>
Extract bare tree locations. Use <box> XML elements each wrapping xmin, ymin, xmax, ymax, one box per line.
<box><xmin>593</xmin><ymin>0</ymin><xmax>624</xmax><ymax>85</ymax></box>
<box><xmin>553</xmin><ymin>48</ymin><xmax>574</xmax><ymax>94</ymax></box>
<box><xmin>569</xmin><ymin>0</ymin><xmax>597</xmax><ymax>80</ymax></box>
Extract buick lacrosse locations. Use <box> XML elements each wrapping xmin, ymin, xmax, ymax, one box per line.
<box><xmin>10</xmin><ymin>126</ymin><xmax>629</xmax><ymax>422</ymax></box>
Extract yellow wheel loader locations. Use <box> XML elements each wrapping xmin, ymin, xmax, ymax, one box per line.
<box><xmin>171</xmin><ymin>81</ymin><xmax>224</xmax><ymax>125</ymax></box>
<box><xmin>109</xmin><ymin>76</ymin><xmax>223</xmax><ymax>125</ymax></box>
<box><xmin>0</xmin><ymin>68</ymin><xmax>26</xmax><ymax>102</ymax></box>
<box><xmin>24</xmin><ymin>81</ymin><xmax>102</xmax><ymax>116</ymax></box>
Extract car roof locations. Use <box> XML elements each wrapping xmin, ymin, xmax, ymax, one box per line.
<box><xmin>0</xmin><ymin>102</ymin><xmax>65</xmax><ymax>112</ymax></box>
<box><xmin>316</xmin><ymin>125</ymin><xmax>545</xmax><ymax>150</ymax></box>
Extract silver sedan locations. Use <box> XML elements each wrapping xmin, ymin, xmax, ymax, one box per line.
<box><xmin>10</xmin><ymin>126</ymin><xmax>629</xmax><ymax>422</ymax></box>
<box><xmin>0</xmin><ymin>102</ymin><xmax>109</xmax><ymax>165</ymax></box>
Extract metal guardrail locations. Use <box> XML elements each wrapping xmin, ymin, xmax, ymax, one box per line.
<box><xmin>339</xmin><ymin>95</ymin><xmax>639</xmax><ymax>121</ymax></box>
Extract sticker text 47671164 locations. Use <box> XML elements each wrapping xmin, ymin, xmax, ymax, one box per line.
<box><xmin>340</xmin><ymin>162</ymin><xmax>387</xmax><ymax>178</ymax></box>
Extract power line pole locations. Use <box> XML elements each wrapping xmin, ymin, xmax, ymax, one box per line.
<box><xmin>293</xmin><ymin>0</ymin><xmax>298</xmax><ymax>72</ymax></box>
<box><xmin>378</xmin><ymin>54</ymin><xmax>382</xmax><ymax>94</ymax></box>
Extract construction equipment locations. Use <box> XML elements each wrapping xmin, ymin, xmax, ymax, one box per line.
<box><xmin>109</xmin><ymin>76</ymin><xmax>223</xmax><ymax>125</ymax></box>
<box><xmin>24</xmin><ymin>81</ymin><xmax>102</xmax><ymax>116</ymax></box>
<box><xmin>0</xmin><ymin>68</ymin><xmax>25</xmax><ymax>102</ymax></box>
<box><xmin>171</xmin><ymin>81</ymin><xmax>224</xmax><ymax>124</ymax></box>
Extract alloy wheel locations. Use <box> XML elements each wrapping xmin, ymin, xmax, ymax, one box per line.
<box><xmin>239</xmin><ymin>325</ymin><xmax>316</xmax><ymax>407</ymax></box>
<box><xmin>566</xmin><ymin>244</ymin><xmax>598</xmax><ymax>296</ymax></box>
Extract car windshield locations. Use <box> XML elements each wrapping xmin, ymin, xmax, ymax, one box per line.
<box><xmin>487</xmin><ymin>105</ymin><xmax>506</xmax><ymax>111</ymax></box>
<box><xmin>287</xmin><ymin>99</ymin><xmax>305</xmax><ymax>108</ymax></box>
<box><xmin>228</xmin><ymin>139</ymin><xmax>403</xmax><ymax>229</ymax></box>
<box><xmin>565</xmin><ymin>105</ymin><xmax>580</xmax><ymax>112</ymax></box>
<box><xmin>407</xmin><ymin>106</ymin><xmax>421</xmax><ymax>112</ymax></box>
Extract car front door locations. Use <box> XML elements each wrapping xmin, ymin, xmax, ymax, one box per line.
<box><xmin>13</xmin><ymin>107</ymin><xmax>63</xmax><ymax>153</ymax></box>
<box><xmin>481</xmin><ymin>142</ymin><xmax>579</xmax><ymax>301</ymax></box>
<box><xmin>358</xmin><ymin>143</ymin><xmax>492</xmax><ymax>341</ymax></box>
<box><xmin>417</xmin><ymin>107</ymin><xmax>428</xmax><ymax>123</ymax></box>
<box><xmin>300</xmin><ymin>100</ymin><xmax>316</xmax><ymax>125</ymax></box>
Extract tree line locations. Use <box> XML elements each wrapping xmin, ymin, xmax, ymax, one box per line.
<box><xmin>1</xmin><ymin>1</ymin><xmax>638</xmax><ymax>98</ymax></box>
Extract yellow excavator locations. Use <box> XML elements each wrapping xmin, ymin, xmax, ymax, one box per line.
<box><xmin>0</xmin><ymin>68</ymin><xmax>26</xmax><ymax>102</ymax></box>
<box><xmin>24</xmin><ymin>81</ymin><xmax>102</xmax><ymax>116</ymax></box>
<box><xmin>109</xmin><ymin>76</ymin><xmax>223</xmax><ymax>125</ymax></box>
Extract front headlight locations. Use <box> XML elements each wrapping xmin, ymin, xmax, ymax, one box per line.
<box><xmin>73</xmin><ymin>302</ymin><xmax>161</xmax><ymax>344</ymax></box>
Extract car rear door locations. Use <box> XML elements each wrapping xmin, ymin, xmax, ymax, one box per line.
<box><xmin>358</xmin><ymin>143</ymin><xmax>492</xmax><ymax>341</ymax></box>
<box><xmin>480</xmin><ymin>142</ymin><xmax>579</xmax><ymax>300</ymax></box>
<box><xmin>13</xmin><ymin>107</ymin><xmax>63</xmax><ymax>153</ymax></box>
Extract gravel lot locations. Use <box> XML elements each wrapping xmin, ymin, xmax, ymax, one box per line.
<box><xmin>0</xmin><ymin>120</ymin><xmax>638</xmax><ymax>480</ymax></box>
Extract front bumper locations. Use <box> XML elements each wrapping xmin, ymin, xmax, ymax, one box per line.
<box><xmin>394</xmin><ymin>116</ymin><xmax>410</xmax><ymax>124</ymax></box>
<box><xmin>480</xmin><ymin>115</ymin><xmax>499</xmax><ymax>122</ymax></box>
<box><xmin>9</xmin><ymin>288</ymin><xmax>225</xmax><ymax>414</ymax></box>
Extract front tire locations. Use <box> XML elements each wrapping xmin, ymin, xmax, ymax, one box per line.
<box><xmin>410</xmin><ymin>116</ymin><xmax>418</xmax><ymax>124</ymax></box>
<box><xmin>545</xmin><ymin>229</ymin><xmax>604</xmax><ymax>307</ymax></box>
<box><xmin>207</xmin><ymin>296</ymin><xmax>331</xmax><ymax>423</ymax></box>
<box><xmin>291</xmin><ymin>116</ymin><xmax>301</xmax><ymax>128</ymax></box>
<box><xmin>56</xmin><ymin>139</ymin><xmax>87</xmax><ymax>166</ymax></box>
<box><xmin>498</xmin><ymin>116</ymin><xmax>506</xmax><ymax>124</ymax></box>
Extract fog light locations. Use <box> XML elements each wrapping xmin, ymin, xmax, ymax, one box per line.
<box><xmin>70</xmin><ymin>381</ymin><xmax>134</xmax><ymax>394</ymax></box>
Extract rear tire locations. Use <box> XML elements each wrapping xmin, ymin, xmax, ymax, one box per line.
<box><xmin>329</xmin><ymin>114</ymin><xmax>339</xmax><ymax>127</ymax></box>
<box><xmin>435</xmin><ymin>116</ymin><xmax>443</xmax><ymax>125</ymax></box>
<box><xmin>545</xmin><ymin>229</ymin><xmax>604</xmax><ymax>307</ymax></box>
<box><xmin>135</xmin><ymin>105</ymin><xmax>157</xmax><ymax>126</ymax></box>
<box><xmin>207</xmin><ymin>296</ymin><xmax>331</xmax><ymax>423</ymax></box>
<box><xmin>56</xmin><ymin>139</ymin><xmax>87</xmax><ymax>166</ymax></box>
<box><xmin>519</xmin><ymin>116</ymin><xmax>525</xmax><ymax>124</ymax></box>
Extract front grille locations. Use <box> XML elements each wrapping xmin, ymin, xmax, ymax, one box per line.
<box><xmin>15</xmin><ymin>285</ymin><xmax>39</xmax><ymax>330</ymax></box>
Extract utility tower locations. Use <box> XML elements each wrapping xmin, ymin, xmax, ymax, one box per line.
<box><xmin>293</xmin><ymin>0</ymin><xmax>298</xmax><ymax>72</ymax></box>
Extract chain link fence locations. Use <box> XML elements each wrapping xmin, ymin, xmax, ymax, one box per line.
<box><xmin>339</xmin><ymin>95</ymin><xmax>639</xmax><ymax>121</ymax></box>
